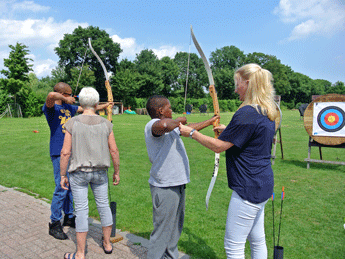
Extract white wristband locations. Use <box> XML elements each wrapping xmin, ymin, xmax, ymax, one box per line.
<box><xmin>189</xmin><ymin>129</ymin><xmax>196</xmax><ymax>139</ymax></box>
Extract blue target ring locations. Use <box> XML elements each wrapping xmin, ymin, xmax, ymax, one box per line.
<box><xmin>317</xmin><ymin>106</ymin><xmax>345</xmax><ymax>132</ymax></box>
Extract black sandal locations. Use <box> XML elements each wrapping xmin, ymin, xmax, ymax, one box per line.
<box><xmin>63</xmin><ymin>252</ymin><xmax>76</xmax><ymax>259</ymax></box>
<box><xmin>101</xmin><ymin>237</ymin><xmax>113</xmax><ymax>254</ymax></box>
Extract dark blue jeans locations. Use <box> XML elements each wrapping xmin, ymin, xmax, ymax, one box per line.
<box><xmin>50</xmin><ymin>156</ymin><xmax>74</xmax><ymax>222</ymax></box>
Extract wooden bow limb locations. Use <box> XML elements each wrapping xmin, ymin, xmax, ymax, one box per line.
<box><xmin>191</xmin><ymin>26</ymin><xmax>220</xmax><ymax>210</ymax></box>
<box><xmin>88</xmin><ymin>38</ymin><xmax>114</xmax><ymax>122</ymax></box>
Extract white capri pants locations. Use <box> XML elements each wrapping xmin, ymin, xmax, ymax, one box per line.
<box><xmin>224</xmin><ymin>191</ymin><xmax>268</xmax><ymax>259</ymax></box>
<box><xmin>69</xmin><ymin>170</ymin><xmax>113</xmax><ymax>232</ymax></box>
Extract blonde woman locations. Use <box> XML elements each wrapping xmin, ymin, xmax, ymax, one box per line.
<box><xmin>179</xmin><ymin>64</ymin><xmax>279</xmax><ymax>259</ymax></box>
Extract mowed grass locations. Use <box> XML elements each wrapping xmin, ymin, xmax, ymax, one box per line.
<box><xmin>0</xmin><ymin>110</ymin><xmax>344</xmax><ymax>259</ymax></box>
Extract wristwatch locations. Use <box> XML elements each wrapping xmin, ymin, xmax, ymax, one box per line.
<box><xmin>189</xmin><ymin>129</ymin><xmax>196</xmax><ymax>139</ymax></box>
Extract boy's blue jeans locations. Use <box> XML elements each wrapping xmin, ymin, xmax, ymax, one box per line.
<box><xmin>50</xmin><ymin>156</ymin><xmax>74</xmax><ymax>222</ymax></box>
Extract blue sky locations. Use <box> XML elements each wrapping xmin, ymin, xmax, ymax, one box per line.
<box><xmin>0</xmin><ymin>0</ymin><xmax>344</xmax><ymax>84</ymax></box>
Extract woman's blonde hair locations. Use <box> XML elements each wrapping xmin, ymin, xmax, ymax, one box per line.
<box><xmin>234</xmin><ymin>63</ymin><xmax>279</xmax><ymax>121</ymax></box>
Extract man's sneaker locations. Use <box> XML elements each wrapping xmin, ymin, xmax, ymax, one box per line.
<box><xmin>49</xmin><ymin>221</ymin><xmax>68</xmax><ymax>240</ymax></box>
<box><xmin>62</xmin><ymin>214</ymin><xmax>76</xmax><ymax>228</ymax></box>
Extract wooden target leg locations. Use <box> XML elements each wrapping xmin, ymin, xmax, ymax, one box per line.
<box><xmin>319</xmin><ymin>147</ymin><xmax>323</xmax><ymax>160</ymax></box>
<box><xmin>272</xmin><ymin>134</ymin><xmax>278</xmax><ymax>165</ymax></box>
<box><xmin>307</xmin><ymin>137</ymin><xmax>312</xmax><ymax>169</ymax></box>
<box><xmin>279</xmin><ymin>128</ymin><xmax>283</xmax><ymax>159</ymax></box>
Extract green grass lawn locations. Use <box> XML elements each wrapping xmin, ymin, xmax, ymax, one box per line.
<box><xmin>0</xmin><ymin>110</ymin><xmax>344</xmax><ymax>258</ymax></box>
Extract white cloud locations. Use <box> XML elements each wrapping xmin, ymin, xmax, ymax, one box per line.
<box><xmin>12</xmin><ymin>1</ymin><xmax>50</xmax><ymax>13</ymax></box>
<box><xmin>0</xmin><ymin>17</ymin><xmax>88</xmax><ymax>47</ymax></box>
<box><xmin>152</xmin><ymin>45</ymin><xmax>181</xmax><ymax>59</ymax></box>
<box><xmin>0</xmin><ymin>0</ymin><xmax>50</xmax><ymax>17</ymax></box>
<box><xmin>33</xmin><ymin>58</ymin><xmax>56</xmax><ymax>77</ymax></box>
<box><xmin>111</xmin><ymin>34</ymin><xmax>181</xmax><ymax>60</ymax></box>
<box><xmin>274</xmin><ymin>0</ymin><xmax>345</xmax><ymax>40</ymax></box>
<box><xmin>111</xmin><ymin>34</ymin><xmax>143</xmax><ymax>60</ymax></box>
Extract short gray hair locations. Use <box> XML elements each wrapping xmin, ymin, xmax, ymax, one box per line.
<box><xmin>78</xmin><ymin>87</ymin><xmax>99</xmax><ymax>110</ymax></box>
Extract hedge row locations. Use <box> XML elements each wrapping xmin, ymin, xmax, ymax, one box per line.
<box><xmin>132</xmin><ymin>97</ymin><xmax>242</xmax><ymax>114</ymax></box>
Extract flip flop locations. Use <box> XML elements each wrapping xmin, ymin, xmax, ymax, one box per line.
<box><xmin>63</xmin><ymin>252</ymin><xmax>76</xmax><ymax>259</ymax></box>
<box><xmin>101</xmin><ymin>236</ymin><xmax>113</xmax><ymax>254</ymax></box>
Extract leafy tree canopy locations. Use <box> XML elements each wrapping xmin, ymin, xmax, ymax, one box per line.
<box><xmin>1</xmin><ymin>42</ymin><xmax>33</xmax><ymax>82</ymax></box>
<box><xmin>55</xmin><ymin>26</ymin><xmax>122</xmax><ymax>99</ymax></box>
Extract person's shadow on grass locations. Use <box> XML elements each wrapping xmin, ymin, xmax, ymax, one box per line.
<box><xmin>179</xmin><ymin>227</ymin><xmax>218</xmax><ymax>259</ymax></box>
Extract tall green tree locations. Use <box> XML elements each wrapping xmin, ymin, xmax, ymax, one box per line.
<box><xmin>55</xmin><ymin>26</ymin><xmax>122</xmax><ymax>100</ymax></box>
<box><xmin>1</xmin><ymin>42</ymin><xmax>33</xmax><ymax>82</ymax></box>
<box><xmin>134</xmin><ymin>49</ymin><xmax>164</xmax><ymax>98</ymax></box>
<box><xmin>174</xmin><ymin>52</ymin><xmax>206</xmax><ymax>99</ymax></box>
<box><xmin>210</xmin><ymin>46</ymin><xmax>245</xmax><ymax>70</ymax></box>
<box><xmin>69</xmin><ymin>65</ymin><xmax>96</xmax><ymax>95</ymax></box>
<box><xmin>51</xmin><ymin>65</ymin><xmax>69</xmax><ymax>85</ymax></box>
<box><xmin>160</xmin><ymin>56</ymin><xmax>179</xmax><ymax>97</ymax></box>
<box><xmin>0</xmin><ymin>80</ymin><xmax>11</xmax><ymax>114</ymax></box>
<box><xmin>1</xmin><ymin>42</ymin><xmax>33</xmax><ymax>101</ymax></box>
<box><xmin>213</xmin><ymin>68</ymin><xmax>237</xmax><ymax>100</ymax></box>
<box><xmin>245</xmin><ymin>52</ymin><xmax>292</xmax><ymax>98</ymax></box>
<box><xmin>111</xmin><ymin>59</ymin><xmax>141</xmax><ymax>106</ymax></box>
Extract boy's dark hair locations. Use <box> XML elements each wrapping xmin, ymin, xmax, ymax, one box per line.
<box><xmin>146</xmin><ymin>95</ymin><xmax>169</xmax><ymax>118</ymax></box>
<box><xmin>54</xmin><ymin>82</ymin><xmax>71</xmax><ymax>93</ymax></box>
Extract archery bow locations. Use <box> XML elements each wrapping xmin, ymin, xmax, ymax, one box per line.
<box><xmin>88</xmin><ymin>38</ymin><xmax>113</xmax><ymax>122</ymax></box>
<box><xmin>190</xmin><ymin>26</ymin><xmax>220</xmax><ymax>210</ymax></box>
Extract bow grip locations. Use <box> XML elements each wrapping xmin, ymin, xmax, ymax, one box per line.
<box><xmin>105</xmin><ymin>80</ymin><xmax>113</xmax><ymax>122</ymax></box>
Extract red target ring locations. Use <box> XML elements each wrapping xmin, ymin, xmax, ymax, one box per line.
<box><xmin>324</xmin><ymin>113</ymin><xmax>339</xmax><ymax>126</ymax></box>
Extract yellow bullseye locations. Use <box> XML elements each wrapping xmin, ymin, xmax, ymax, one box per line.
<box><xmin>327</xmin><ymin>115</ymin><xmax>336</xmax><ymax>123</ymax></box>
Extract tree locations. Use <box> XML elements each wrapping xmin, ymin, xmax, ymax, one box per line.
<box><xmin>0</xmin><ymin>42</ymin><xmax>34</xmax><ymax>106</ymax></box>
<box><xmin>174</xmin><ymin>52</ymin><xmax>206</xmax><ymax>99</ymax></box>
<box><xmin>55</xmin><ymin>26</ymin><xmax>122</xmax><ymax>100</ymax></box>
<box><xmin>0</xmin><ymin>80</ymin><xmax>11</xmax><ymax>114</ymax></box>
<box><xmin>246</xmin><ymin>52</ymin><xmax>292</xmax><ymax>98</ymax></box>
<box><xmin>160</xmin><ymin>56</ymin><xmax>179</xmax><ymax>97</ymax></box>
<box><xmin>210</xmin><ymin>46</ymin><xmax>245</xmax><ymax>70</ymax></box>
<box><xmin>1</xmin><ymin>42</ymin><xmax>33</xmax><ymax>82</ymax></box>
<box><xmin>327</xmin><ymin>81</ymin><xmax>345</xmax><ymax>94</ymax></box>
<box><xmin>111</xmin><ymin>59</ymin><xmax>141</xmax><ymax>106</ymax></box>
<box><xmin>69</xmin><ymin>65</ymin><xmax>96</xmax><ymax>95</ymax></box>
<box><xmin>51</xmin><ymin>65</ymin><xmax>69</xmax><ymax>84</ymax></box>
<box><xmin>134</xmin><ymin>49</ymin><xmax>164</xmax><ymax>98</ymax></box>
<box><xmin>213</xmin><ymin>68</ymin><xmax>237</xmax><ymax>100</ymax></box>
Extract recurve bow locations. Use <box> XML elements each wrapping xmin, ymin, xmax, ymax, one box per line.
<box><xmin>191</xmin><ymin>26</ymin><xmax>220</xmax><ymax>210</ymax></box>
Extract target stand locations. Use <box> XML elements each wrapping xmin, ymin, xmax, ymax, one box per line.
<box><xmin>271</xmin><ymin>96</ymin><xmax>284</xmax><ymax>165</ymax></box>
<box><xmin>303</xmin><ymin>94</ymin><xmax>345</xmax><ymax>169</ymax></box>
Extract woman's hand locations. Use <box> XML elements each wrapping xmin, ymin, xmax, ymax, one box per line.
<box><xmin>213</xmin><ymin>124</ymin><xmax>226</xmax><ymax>134</ymax></box>
<box><xmin>60</xmin><ymin>176</ymin><xmax>69</xmax><ymax>190</ymax></box>
<box><xmin>113</xmin><ymin>173</ymin><xmax>120</xmax><ymax>185</ymax></box>
<box><xmin>179</xmin><ymin>123</ymin><xmax>194</xmax><ymax>137</ymax></box>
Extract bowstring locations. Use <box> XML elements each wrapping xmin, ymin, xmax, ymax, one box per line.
<box><xmin>184</xmin><ymin>31</ymin><xmax>192</xmax><ymax>111</ymax></box>
<box><xmin>74</xmin><ymin>47</ymin><xmax>88</xmax><ymax>97</ymax></box>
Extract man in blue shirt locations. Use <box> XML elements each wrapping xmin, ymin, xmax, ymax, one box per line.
<box><xmin>43</xmin><ymin>82</ymin><xmax>111</xmax><ymax>240</ymax></box>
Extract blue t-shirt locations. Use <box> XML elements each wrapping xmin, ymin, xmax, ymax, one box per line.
<box><xmin>218</xmin><ymin>105</ymin><xmax>275</xmax><ymax>204</ymax></box>
<box><xmin>42</xmin><ymin>103</ymin><xmax>78</xmax><ymax>156</ymax></box>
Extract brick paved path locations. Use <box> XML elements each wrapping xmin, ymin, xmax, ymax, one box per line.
<box><xmin>0</xmin><ymin>185</ymin><xmax>189</xmax><ymax>259</ymax></box>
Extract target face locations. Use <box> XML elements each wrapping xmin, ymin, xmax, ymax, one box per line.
<box><xmin>313</xmin><ymin>102</ymin><xmax>345</xmax><ymax>137</ymax></box>
<box><xmin>317</xmin><ymin>106</ymin><xmax>345</xmax><ymax>132</ymax></box>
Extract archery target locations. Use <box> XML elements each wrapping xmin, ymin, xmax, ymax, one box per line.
<box><xmin>313</xmin><ymin>102</ymin><xmax>345</xmax><ymax>137</ymax></box>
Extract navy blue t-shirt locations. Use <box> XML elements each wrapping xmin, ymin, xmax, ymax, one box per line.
<box><xmin>42</xmin><ymin>103</ymin><xmax>78</xmax><ymax>157</ymax></box>
<box><xmin>218</xmin><ymin>105</ymin><xmax>275</xmax><ymax>204</ymax></box>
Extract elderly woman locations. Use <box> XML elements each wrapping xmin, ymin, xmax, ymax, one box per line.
<box><xmin>60</xmin><ymin>87</ymin><xmax>120</xmax><ymax>259</ymax></box>
<box><xmin>179</xmin><ymin>64</ymin><xmax>279</xmax><ymax>259</ymax></box>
